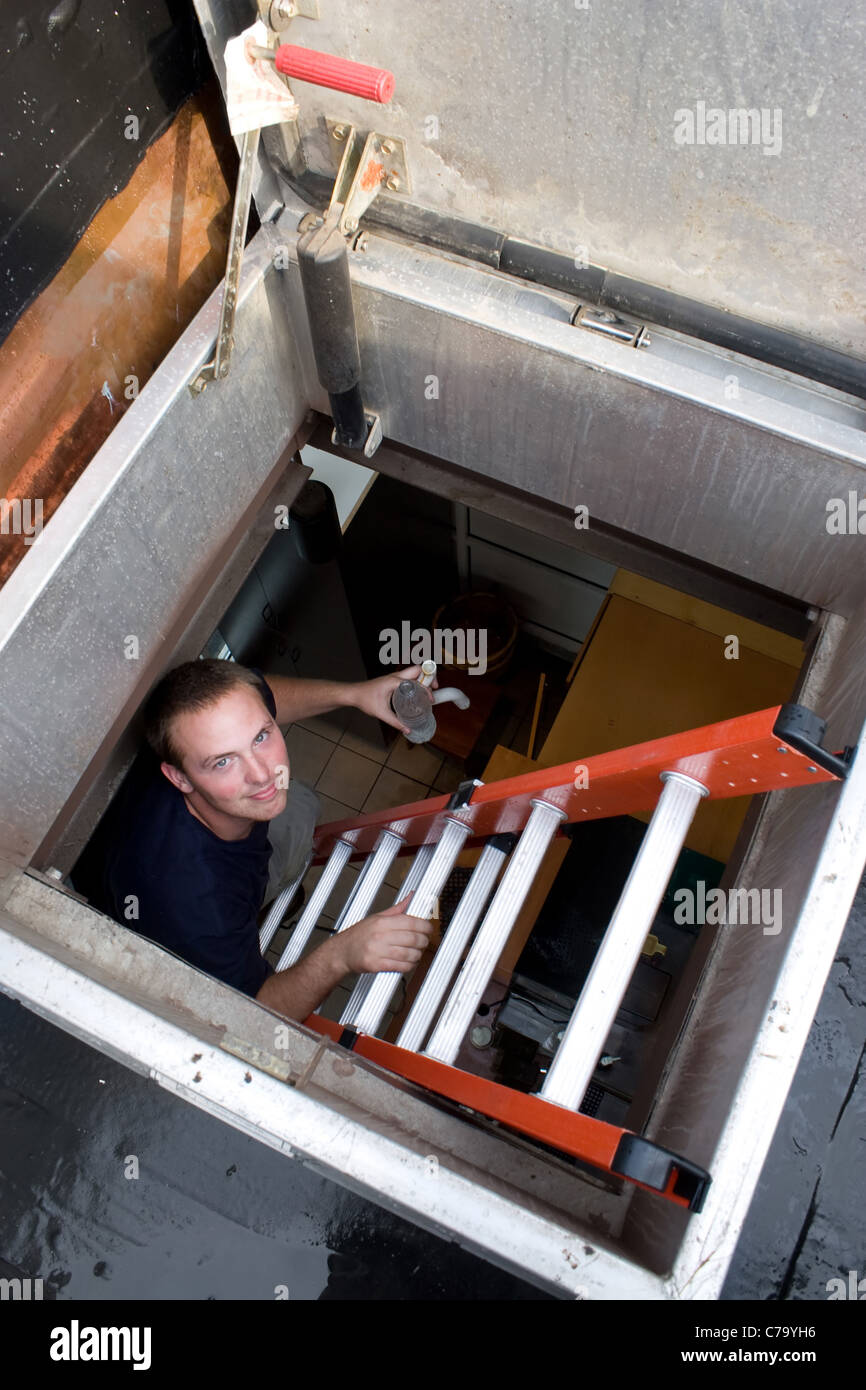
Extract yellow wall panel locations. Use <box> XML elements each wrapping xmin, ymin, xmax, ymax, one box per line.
<box><xmin>539</xmin><ymin>595</ymin><xmax>798</xmax><ymax>861</ymax></box>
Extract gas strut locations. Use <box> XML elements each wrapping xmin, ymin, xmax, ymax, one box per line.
<box><xmin>255</xmin><ymin>41</ymin><xmax>405</xmax><ymax>455</ymax></box>
<box><xmin>297</xmin><ymin>207</ymin><xmax>370</xmax><ymax>450</ymax></box>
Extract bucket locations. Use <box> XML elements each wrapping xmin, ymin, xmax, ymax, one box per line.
<box><xmin>432</xmin><ymin>592</ymin><xmax>519</xmax><ymax>678</ymax></box>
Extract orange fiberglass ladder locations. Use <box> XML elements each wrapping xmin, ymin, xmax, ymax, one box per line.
<box><xmin>259</xmin><ymin>703</ymin><xmax>852</xmax><ymax>1214</ymax></box>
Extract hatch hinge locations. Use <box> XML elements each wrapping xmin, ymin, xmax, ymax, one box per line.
<box><xmin>572</xmin><ymin>304</ymin><xmax>651</xmax><ymax>349</ymax></box>
<box><xmin>325</xmin><ymin>120</ymin><xmax>411</xmax><ymax>239</ymax></box>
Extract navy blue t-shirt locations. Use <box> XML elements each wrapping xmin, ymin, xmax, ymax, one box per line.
<box><xmin>72</xmin><ymin>672</ymin><xmax>278</xmax><ymax>997</ymax></box>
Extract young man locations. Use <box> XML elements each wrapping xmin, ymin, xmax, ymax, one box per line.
<box><xmin>72</xmin><ymin>660</ymin><xmax>432</xmax><ymax>1021</ymax></box>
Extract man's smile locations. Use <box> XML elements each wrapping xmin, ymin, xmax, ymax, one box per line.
<box><xmin>249</xmin><ymin>783</ymin><xmax>279</xmax><ymax>802</ymax></box>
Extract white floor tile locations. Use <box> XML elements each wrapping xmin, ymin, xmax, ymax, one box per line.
<box><xmin>386</xmin><ymin>736</ymin><xmax>444</xmax><ymax>784</ymax></box>
<box><xmin>284</xmin><ymin>724</ymin><xmax>336</xmax><ymax>785</ymax></box>
<box><xmin>296</xmin><ymin>708</ymin><xmax>350</xmax><ymax>742</ymax></box>
<box><xmin>362</xmin><ymin>767</ymin><xmax>430</xmax><ymax>814</ymax></box>
<box><xmin>317</xmin><ymin>745</ymin><xmax>382</xmax><ymax>810</ymax></box>
<box><xmin>339</xmin><ymin>708</ymin><xmax>395</xmax><ymax>763</ymax></box>
<box><xmin>314</xmin><ymin>793</ymin><xmax>357</xmax><ymax>826</ymax></box>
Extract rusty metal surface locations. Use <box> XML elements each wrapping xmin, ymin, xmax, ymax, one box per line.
<box><xmin>0</xmin><ymin>86</ymin><xmax>237</xmax><ymax>590</ymax></box>
<box><xmin>0</xmin><ymin>0</ymin><xmax>211</xmax><ymax>342</ymax></box>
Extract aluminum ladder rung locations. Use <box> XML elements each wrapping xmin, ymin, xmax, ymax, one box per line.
<box><xmin>259</xmin><ymin>854</ymin><xmax>311</xmax><ymax>953</ymax></box>
<box><xmin>424</xmin><ymin>800</ymin><xmax>567</xmax><ymax>1065</ymax></box>
<box><xmin>304</xmin><ymin>828</ymin><xmax>405</xmax><ymax>1013</ymax></box>
<box><xmin>329</xmin><ymin>828</ymin><xmax>404</xmax><ymax>937</ymax></box>
<box><xmin>388</xmin><ymin>840</ymin><xmax>437</xmax><ymax>902</ymax></box>
<box><xmin>275</xmin><ymin>838</ymin><xmax>353</xmax><ymax>970</ymax></box>
<box><xmin>540</xmin><ymin>771</ymin><xmax>708</xmax><ymax>1110</ymax></box>
<box><xmin>396</xmin><ymin>838</ymin><xmax>511</xmax><ymax>1053</ymax></box>
<box><xmin>334</xmin><ymin>841</ymin><xmax>434</xmax><ymax>1028</ymax></box>
<box><xmin>341</xmin><ymin>821</ymin><xmax>471</xmax><ymax>1033</ymax></box>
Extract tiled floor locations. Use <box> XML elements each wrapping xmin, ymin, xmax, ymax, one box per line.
<box><xmin>363</xmin><ymin>766</ymin><xmax>429</xmax><ymax>813</ymax></box>
<box><xmin>283</xmin><ymin>725</ymin><xmax>335</xmax><ymax>786</ymax></box>
<box><xmin>295</xmin><ymin>707</ymin><xmax>448</xmax><ymax>819</ymax></box>
<box><xmin>316</xmin><ymin>744</ymin><xmax>382</xmax><ymax>810</ymax></box>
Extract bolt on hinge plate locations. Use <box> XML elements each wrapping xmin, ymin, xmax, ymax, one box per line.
<box><xmin>261</xmin><ymin>0</ymin><xmax>320</xmax><ymax>28</ymax></box>
<box><xmin>327</xmin><ymin>120</ymin><xmax>411</xmax><ymax>237</ymax></box>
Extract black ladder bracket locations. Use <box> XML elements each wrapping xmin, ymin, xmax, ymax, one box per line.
<box><xmin>447</xmin><ymin>778</ymin><xmax>483</xmax><ymax>810</ymax></box>
<box><xmin>773</xmin><ymin>703</ymin><xmax>856</xmax><ymax>780</ymax></box>
<box><xmin>611</xmin><ymin>1133</ymin><xmax>711</xmax><ymax>1213</ymax></box>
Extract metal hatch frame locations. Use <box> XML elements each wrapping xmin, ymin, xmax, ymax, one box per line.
<box><xmin>0</xmin><ymin>225</ymin><xmax>864</xmax><ymax>1295</ymax></box>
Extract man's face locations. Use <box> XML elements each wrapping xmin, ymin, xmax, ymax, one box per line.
<box><xmin>165</xmin><ymin>686</ymin><xmax>289</xmax><ymax>828</ymax></box>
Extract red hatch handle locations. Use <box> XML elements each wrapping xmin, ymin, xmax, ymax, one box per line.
<box><xmin>273</xmin><ymin>44</ymin><xmax>395</xmax><ymax>103</ymax></box>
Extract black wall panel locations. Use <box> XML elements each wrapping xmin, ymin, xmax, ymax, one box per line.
<box><xmin>0</xmin><ymin>0</ymin><xmax>246</xmax><ymax>342</ymax></box>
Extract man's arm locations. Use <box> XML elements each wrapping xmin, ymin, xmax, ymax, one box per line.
<box><xmin>256</xmin><ymin>898</ymin><xmax>431</xmax><ymax>1021</ymax></box>
<box><xmin>263</xmin><ymin>667</ymin><xmax>430</xmax><ymax>735</ymax></box>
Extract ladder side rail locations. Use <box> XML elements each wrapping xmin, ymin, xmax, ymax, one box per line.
<box><xmin>306</xmin><ymin>706</ymin><xmax>840</xmax><ymax>860</ymax></box>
